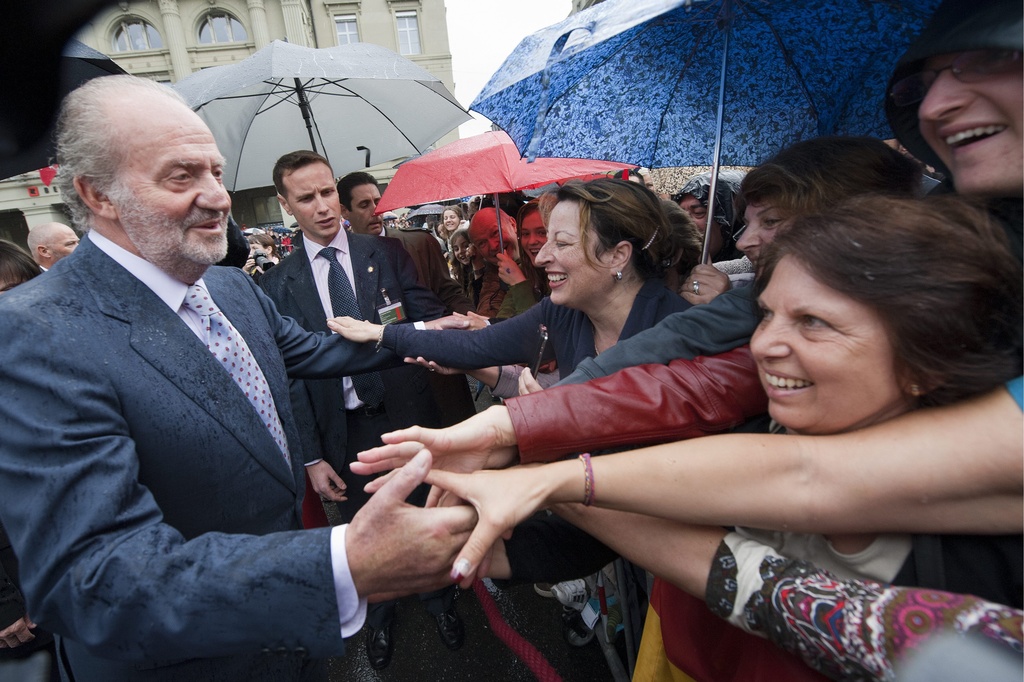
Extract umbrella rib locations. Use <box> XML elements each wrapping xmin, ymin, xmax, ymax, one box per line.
<box><xmin>747</xmin><ymin>4</ymin><xmax>819</xmax><ymax>122</ymax></box>
<box><xmin>538</xmin><ymin>10</ymin><xmax>716</xmax><ymax>165</ymax></box>
<box><xmin>299</xmin><ymin>77</ymin><xmax>427</xmax><ymax>152</ymax></box>
<box><xmin>650</xmin><ymin>14</ymin><xmax>708</xmax><ymax>166</ymax></box>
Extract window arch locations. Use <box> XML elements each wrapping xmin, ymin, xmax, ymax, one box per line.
<box><xmin>111</xmin><ymin>18</ymin><xmax>163</xmax><ymax>52</ymax></box>
<box><xmin>198</xmin><ymin>12</ymin><xmax>248</xmax><ymax>45</ymax></box>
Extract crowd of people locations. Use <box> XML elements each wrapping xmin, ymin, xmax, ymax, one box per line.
<box><xmin>0</xmin><ymin>0</ymin><xmax>1020</xmax><ymax>681</ymax></box>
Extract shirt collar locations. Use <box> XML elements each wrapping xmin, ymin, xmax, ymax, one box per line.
<box><xmin>88</xmin><ymin>230</ymin><xmax>202</xmax><ymax>312</ymax></box>
<box><xmin>303</xmin><ymin>229</ymin><xmax>351</xmax><ymax>265</ymax></box>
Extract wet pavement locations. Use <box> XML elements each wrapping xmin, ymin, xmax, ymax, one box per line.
<box><xmin>328</xmin><ymin>580</ymin><xmax>617</xmax><ymax>682</ymax></box>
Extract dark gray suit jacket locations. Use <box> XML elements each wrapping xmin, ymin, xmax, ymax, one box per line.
<box><xmin>0</xmin><ymin>237</ymin><xmax>399</xmax><ymax>680</ymax></box>
<box><xmin>258</xmin><ymin>234</ymin><xmax>447</xmax><ymax>471</ymax></box>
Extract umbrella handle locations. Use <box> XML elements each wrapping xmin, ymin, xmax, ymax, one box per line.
<box><xmin>357</xmin><ymin>146</ymin><xmax>371</xmax><ymax>168</ymax></box>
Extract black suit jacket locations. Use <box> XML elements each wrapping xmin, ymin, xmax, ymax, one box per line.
<box><xmin>385</xmin><ymin>226</ymin><xmax>473</xmax><ymax>314</ymax></box>
<box><xmin>259</xmin><ymin>234</ymin><xmax>448</xmax><ymax>471</ymax></box>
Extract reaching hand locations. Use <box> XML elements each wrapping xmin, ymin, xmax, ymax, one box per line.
<box><xmin>423</xmin><ymin>314</ymin><xmax>472</xmax><ymax>331</ymax></box>
<box><xmin>405</xmin><ymin>356</ymin><xmax>463</xmax><ymax>376</ymax></box>
<box><xmin>305</xmin><ymin>460</ymin><xmax>348</xmax><ymax>502</ymax></box>
<box><xmin>352</xmin><ymin>406</ymin><xmax>519</xmax><ymax>490</ymax></box>
<box><xmin>517</xmin><ymin>368</ymin><xmax>544</xmax><ymax>395</ymax></box>
<box><xmin>346</xmin><ymin>450</ymin><xmax>478</xmax><ymax>596</ymax></box>
<box><xmin>425</xmin><ymin>462</ymin><xmax>558</xmax><ymax>586</ymax></box>
<box><xmin>327</xmin><ymin>316</ymin><xmax>381</xmax><ymax>343</ymax></box>
<box><xmin>462</xmin><ymin>311</ymin><xmax>491</xmax><ymax>331</ymax></box>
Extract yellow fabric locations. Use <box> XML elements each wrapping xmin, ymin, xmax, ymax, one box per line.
<box><xmin>632</xmin><ymin>604</ymin><xmax>698</xmax><ymax>682</ymax></box>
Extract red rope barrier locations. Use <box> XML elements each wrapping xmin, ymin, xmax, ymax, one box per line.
<box><xmin>472</xmin><ymin>579</ymin><xmax>563</xmax><ymax>682</ymax></box>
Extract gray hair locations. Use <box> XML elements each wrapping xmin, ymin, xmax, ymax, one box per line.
<box><xmin>55</xmin><ymin>76</ymin><xmax>188</xmax><ymax>229</ymax></box>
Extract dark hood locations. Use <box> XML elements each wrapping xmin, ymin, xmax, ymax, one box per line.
<box><xmin>672</xmin><ymin>169</ymin><xmax>746</xmax><ymax>229</ymax></box>
<box><xmin>885</xmin><ymin>0</ymin><xmax>1023</xmax><ymax>175</ymax></box>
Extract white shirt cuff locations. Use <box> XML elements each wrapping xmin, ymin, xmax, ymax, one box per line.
<box><xmin>413</xmin><ymin>321</ymin><xmax>426</xmax><ymax>330</ymax></box>
<box><xmin>330</xmin><ymin>524</ymin><xmax>367</xmax><ymax>638</ymax></box>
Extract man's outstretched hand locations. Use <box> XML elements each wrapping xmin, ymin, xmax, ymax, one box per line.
<box><xmin>346</xmin><ymin>450</ymin><xmax>477</xmax><ymax>597</ymax></box>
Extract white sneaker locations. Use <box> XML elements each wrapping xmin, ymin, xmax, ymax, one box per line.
<box><xmin>551</xmin><ymin>579</ymin><xmax>589</xmax><ymax>609</ymax></box>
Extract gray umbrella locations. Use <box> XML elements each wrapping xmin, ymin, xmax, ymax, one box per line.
<box><xmin>407</xmin><ymin>203</ymin><xmax>446</xmax><ymax>218</ymax></box>
<box><xmin>173</xmin><ymin>40</ymin><xmax>471</xmax><ymax>191</ymax></box>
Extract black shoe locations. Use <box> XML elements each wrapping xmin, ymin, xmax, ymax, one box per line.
<box><xmin>435</xmin><ymin>606</ymin><xmax>465</xmax><ymax>651</ymax></box>
<box><xmin>365</xmin><ymin>625</ymin><xmax>392</xmax><ymax>670</ymax></box>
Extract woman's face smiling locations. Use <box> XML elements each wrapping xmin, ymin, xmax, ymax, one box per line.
<box><xmin>750</xmin><ymin>256</ymin><xmax>913</xmax><ymax>436</ymax></box>
<box><xmin>519</xmin><ymin>211</ymin><xmax>548</xmax><ymax>266</ymax></box>
<box><xmin>918</xmin><ymin>50</ymin><xmax>1024</xmax><ymax>198</ymax></box>
<box><xmin>534</xmin><ymin>200</ymin><xmax>613</xmax><ymax>311</ymax></box>
<box><xmin>442</xmin><ymin>210</ymin><xmax>461</xmax><ymax>234</ymax></box>
<box><xmin>451</xmin><ymin>235</ymin><xmax>473</xmax><ymax>265</ymax></box>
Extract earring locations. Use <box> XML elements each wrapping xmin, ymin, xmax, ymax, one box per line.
<box><xmin>613</xmin><ymin>271</ymin><xmax>623</xmax><ymax>281</ymax></box>
<box><xmin>909</xmin><ymin>384</ymin><xmax>923</xmax><ymax>396</ymax></box>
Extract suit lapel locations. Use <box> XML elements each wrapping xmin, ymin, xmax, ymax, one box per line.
<box><xmin>348</xmin><ymin>235</ymin><xmax>381</xmax><ymax>321</ymax></box>
<box><xmin>282</xmin><ymin>247</ymin><xmax>332</xmax><ymax>333</ymax></box>
<box><xmin>79</xmin><ymin>240</ymin><xmax>295</xmax><ymax>492</ymax></box>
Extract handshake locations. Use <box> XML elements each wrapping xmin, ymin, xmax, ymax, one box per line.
<box><xmin>344</xmin><ymin>406</ymin><xmax>560</xmax><ymax>599</ymax></box>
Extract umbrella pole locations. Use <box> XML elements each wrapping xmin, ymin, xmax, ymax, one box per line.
<box><xmin>494</xmin><ymin>194</ymin><xmax>505</xmax><ymax>255</ymax></box>
<box><xmin>702</xmin><ymin>0</ymin><xmax>734</xmax><ymax>265</ymax></box>
<box><xmin>294</xmin><ymin>78</ymin><xmax>318</xmax><ymax>154</ymax></box>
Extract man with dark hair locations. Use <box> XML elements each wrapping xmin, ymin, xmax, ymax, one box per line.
<box><xmin>0</xmin><ymin>76</ymin><xmax>473</xmax><ymax>682</ymax></box>
<box><xmin>261</xmin><ymin>151</ymin><xmax>465</xmax><ymax>670</ymax></box>
<box><xmin>336</xmin><ymin>171</ymin><xmax>477</xmax><ymax>426</ymax></box>
<box><xmin>336</xmin><ymin>171</ymin><xmax>473</xmax><ymax>313</ymax></box>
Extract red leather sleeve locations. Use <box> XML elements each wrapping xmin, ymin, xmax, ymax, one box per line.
<box><xmin>507</xmin><ymin>346</ymin><xmax>767</xmax><ymax>464</ymax></box>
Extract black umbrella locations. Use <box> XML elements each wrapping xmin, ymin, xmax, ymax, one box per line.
<box><xmin>0</xmin><ymin>39</ymin><xmax>127</xmax><ymax>180</ymax></box>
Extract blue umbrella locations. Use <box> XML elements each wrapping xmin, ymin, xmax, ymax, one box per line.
<box><xmin>472</xmin><ymin>0</ymin><xmax>941</xmax><ymax>258</ymax></box>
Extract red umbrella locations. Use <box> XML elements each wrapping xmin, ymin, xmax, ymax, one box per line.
<box><xmin>375</xmin><ymin>130</ymin><xmax>633</xmax><ymax>214</ymax></box>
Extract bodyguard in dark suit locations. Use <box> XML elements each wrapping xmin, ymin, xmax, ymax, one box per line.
<box><xmin>337</xmin><ymin>171</ymin><xmax>478</xmax><ymax>428</ymax></box>
<box><xmin>259</xmin><ymin>152</ymin><xmax>464</xmax><ymax>671</ymax></box>
<box><xmin>0</xmin><ymin>76</ymin><xmax>474</xmax><ymax>682</ymax></box>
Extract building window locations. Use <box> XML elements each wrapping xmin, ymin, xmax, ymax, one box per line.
<box><xmin>334</xmin><ymin>15</ymin><xmax>360</xmax><ymax>45</ymax></box>
<box><xmin>198</xmin><ymin>13</ymin><xmax>248</xmax><ymax>45</ymax></box>
<box><xmin>112</xmin><ymin>19</ymin><xmax>163</xmax><ymax>52</ymax></box>
<box><xmin>395</xmin><ymin>10</ymin><xmax>421</xmax><ymax>56</ymax></box>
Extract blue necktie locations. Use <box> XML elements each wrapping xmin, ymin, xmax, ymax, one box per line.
<box><xmin>320</xmin><ymin>247</ymin><xmax>386</xmax><ymax>408</ymax></box>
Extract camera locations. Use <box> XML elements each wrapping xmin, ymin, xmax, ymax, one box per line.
<box><xmin>253</xmin><ymin>250</ymin><xmax>274</xmax><ymax>270</ymax></box>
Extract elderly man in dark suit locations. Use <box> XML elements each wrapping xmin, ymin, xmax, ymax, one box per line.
<box><xmin>259</xmin><ymin>152</ymin><xmax>464</xmax><ymax>671</ymax></box>
<box><xmin>0</xmin><ymin>75</ymin><xmax>474</xmax><ymax>682</ymax></box>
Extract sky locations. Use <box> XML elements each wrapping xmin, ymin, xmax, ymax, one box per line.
<box><xmin>444</xmin><ymin>0</ymin><xmax>573</xmax><ymax>138</ymax></box>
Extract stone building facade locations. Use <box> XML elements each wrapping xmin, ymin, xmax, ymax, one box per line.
<box><xmin>0</xmin><ymin>0</ymin><xmax>458</xmax><ymax>241</ymax></box>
